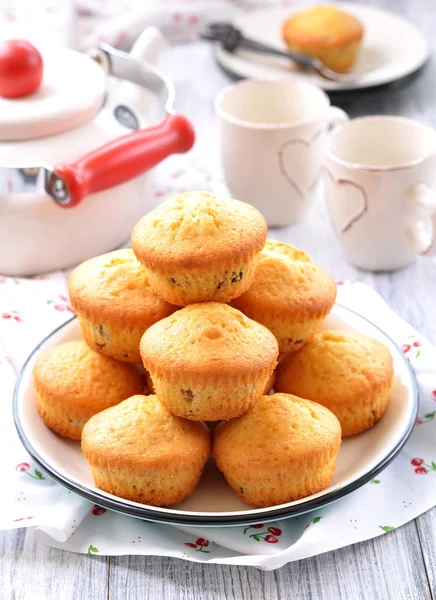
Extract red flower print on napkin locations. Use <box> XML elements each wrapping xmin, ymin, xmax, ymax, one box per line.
<box><xmin>402</xmin><ymin>336</ymin><xmax>423</xmax><ymax>359</ymax></box>
<box><xmin>2</xmin><ymin>310</ymin><xmax>22</xmax><ymax>322</ymax></box>
<box><xmin>16</xmin><ymin>463</ymin><xmax>45</xmax><ymax>480</ymax></box>
<box><xmin>184</xmin><ymin>538</ymin><xmax>210</xmax><ymax>553</ymax></box>
<box><xmin>47</xmin><ymin>294</ymin><xmax>74</xmax><ymax>314</ymax></box>
<box><xmin>92</xmin><ymin>506</ymin><xmax>106</xmax><ymax>516</ymax></box>
<box><xmin>243</xmin><ymin>524</ymin><xmax>282</xmax><ymax>543</ymax></box>
<box><xmin>411</xmin><ymin>458</ymin><xmax>436</xmax><ymax>475</ymax></box>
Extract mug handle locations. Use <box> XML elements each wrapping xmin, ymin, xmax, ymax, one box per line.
<box><xmin>327</xmin><ymin>106</ymin><xmax>349</xmax><ymax>129</ymax></box>
<box><xmin>405</xmin><ymin>183</ymin><xmax>436</xmax><ymax>256</ymax></box>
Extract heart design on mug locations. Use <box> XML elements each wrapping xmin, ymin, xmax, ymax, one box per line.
<box><xmin>324</xmin><ymin>168</ymin><xmax>369</xmax><ymax>234</ymax></box>
<box><xmin>278</xmin><ymin>128</ymin><xmax>325</xmax><ymax>199</ymax></box>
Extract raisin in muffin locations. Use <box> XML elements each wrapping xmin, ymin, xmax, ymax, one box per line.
<box><xmin>231</xmin><ymin>240</ymin><xmax>336</xmax><ymax>353</ymax></box>
<box><xmin>82</xmin><ymin>395</ymin><xmax>210</xmax><ymax>505</ymax></box>
<box><xmin>276</xmin><ymin>330</ymin><xmax>394</xmax><ymax>436</ymax></box>
<box><xmin>140</xmin><ymin>303</ymin><xmax>278</xmax><ymax>421</ymax></box>
<box><xmin>131</xmin><ymin>191</ymin><xmax>267</xmax><ymax>306</ymax></box>
<box><xmin>33</xmin><ymin>341</ymin><xmax>144</xmax><ymax>440</ymax></box>
<box><xmin>282</xmin><ymin>5</ymin><xmax>364</xmax><ymax>73</ymax></box>
<box><xmin>213</xmin><ymin>393</ymin><xmax>341</xmax><ymax>507</ymax></box>
<box><xmin>68</xmin><ymin>249</ymin><xmax>177</xmax><ymax>363</ymax></box>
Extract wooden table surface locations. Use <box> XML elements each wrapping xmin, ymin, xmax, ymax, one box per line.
<box><xmin>1</xmin><ymin>0</ymin><xmax>436</xmax><ymax>598</ymax></box>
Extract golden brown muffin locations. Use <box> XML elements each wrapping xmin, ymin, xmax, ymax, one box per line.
<box><xmin>263</xmin><ymin>369</ymin><xmax>276</xmax><ymax>395</ymax></box>
<box><xmin>132</xmin><ymin>363</ymin><xmax>150</xmax><ymax>394</ymax></box>
<box><xmin>213</xmin><ymin>393</ymin><xmax>341</xmax><ymax>507</ymax></box>
<box><xmin>276</xmin><ymin>330</ymin><xmax>394</xmax><ymax>436</ymax></box>
<box><xmin>231</xmin><ymin>241</ymin><xmax>336</xmax><ymax>353</ymax></box>
<box><xmin>282</xmin><ymin>5</ymin><xmax>364</xmax><ymax>73</ymax></box>
<box><xmin>82</xmin><ymin>395</ymin><xmax>210</xmax><ymax>505</ymax></box>
<box><xmin>144</xmin><ymin>369</ymin><xmax>155</xmax><ymax>394</ymax></box>
<box><xmin>140</xmin><ymin>303</ymin><xmax>278</xmax><ymax>421</ymax></box>
<box><xmin>131</xmin><ymin>191</ymin><xmax>267</xmax><ymax>306</ymax></box>
<box><xmin>33</xmin><ymin>341</ymin><xmax>144</xmax><ymax>440</ymax></box>
<box><xmin>68</xmin><ymin>249</ymin><xmax>177</xmax><ymax>363</ymax></box>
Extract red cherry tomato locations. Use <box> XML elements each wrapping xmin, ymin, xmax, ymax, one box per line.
<box><xmin>0</xmin><ymin>40</ymin><xmax>43</xmax><ymax>98</ymax></box>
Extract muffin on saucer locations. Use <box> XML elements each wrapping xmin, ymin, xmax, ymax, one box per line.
<box><xmin>213</xmin><ymin>393</ymin><xmax>341</xmax><ymax>507</ymax></box>
<box><xmin>140</xmin><ymin>303</ymin><xmax>278</xmax><ymax>421</ymax></box>
<box><xmin>82</xmin><ymin>395</ymin><xmax>211</xmax><ymax>506</ymax></box>
<box><xmin>131</xmin><ymin>191</ymin><xmax>267</xmax><ymax>306</ymax></box>
<box><xmin>231</xmin><ymin>240</ymin><xmax>336</xmax><ymax>353</ymax></box>
<box><xmin>68</xmin><ymin>249</ymin><xmax>177</xmax><ymax>363</ymax></box>
<box><xmin>276</xmin><ymin>330</ymin><xmax>394</xmax><ymax>436</ymax></box>
<box><xmin>33</xmin><ymin>341</ymin><xmax>144</xmax><ymax>440</ymax></box>
<box><xmin>282</xmin><ymin>5</ymin><xmax>364</xmax><ymax>73</ymax></box>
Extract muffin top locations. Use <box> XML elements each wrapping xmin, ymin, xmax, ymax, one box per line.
<box><xmin>68</xmin><ymin>249</ymin><xmax>177</xmax><ymax>326</ymax></box>
<box><xmin>33</xmin><ymin>341</ymin><xmax>144</xmax><ymax>410</ymax></box>
<box><xmin>231</xmin><ymin>240</ymin><xmax>336</xmax><ymax>318</ymax></box>
<box><xmin>213</xmin><ymin>393</ymin><xmax>341</xmax><ymax>462</ymax></box>
<box><xmin>276</xmin><ymin>330</ymin><xmax>394</xmax><ymax>402</ymax></box>
<box><xmin>140</xmin><ymin>303</ymin><xmax>278</xmax><ymax>377</ymax></box>
<box><xmin>131</xmin><ymin>191</ymin><xmax>267</xmax><ymax>270</ymax></box>
<box><xmin>82</xmin><ymin>395</ymin><xmax>210</xmax><ymax>465</ymax></box>
<box><xmin>283</xmin><ymin>5</ymin><xmax>364</xmax><ymax>48</ymax></box>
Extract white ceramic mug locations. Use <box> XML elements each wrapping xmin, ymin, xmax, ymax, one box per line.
<box><xmin>215</xmin><ymin>78</ymin><xmax>348</xmax><ymax>226</ymax></box>
<box><xmin>324</xmin><ymin>116</ymin><xmax>436</xmax><ymax>271</ymax></box>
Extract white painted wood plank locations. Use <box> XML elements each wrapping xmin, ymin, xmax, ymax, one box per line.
<box><xmin>108</xmin><ymin>521</ymin><xmax>430</xmax><ymax>600</ymax></box>
<box><xmin>0</xmin><ymin>529</ymin><xmax>109</xmax><ymax>600</ymax></box>
<box><xmin>417</xmin><ymin>507</ymin><xmax>436</xmax><ymax>598</ymax></box>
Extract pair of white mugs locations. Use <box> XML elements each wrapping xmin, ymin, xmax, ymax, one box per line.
<box><xmin>216</xmin><ymin>79</ymin><xmax>436</xmax><ymax>271</ymax></box>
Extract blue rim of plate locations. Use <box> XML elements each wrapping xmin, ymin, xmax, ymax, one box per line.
<box><xmin>13</xmin><ymin>305</ymin><xmax>419</xmax><ymax>527</ymax></box>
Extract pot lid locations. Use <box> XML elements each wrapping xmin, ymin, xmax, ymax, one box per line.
<box><xmin>0</xmin><ymin>42</ymin><xmax>106</xmax><ymax>141</ymax></box>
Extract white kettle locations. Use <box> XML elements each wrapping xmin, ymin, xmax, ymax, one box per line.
<box><xmin>0</xmin><ymin>28</ymin><xmax>194</xmax><ymax>276</ymax></box>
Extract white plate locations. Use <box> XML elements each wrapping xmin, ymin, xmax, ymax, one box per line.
<box><xmin>14</xmin><ymin>305</ymin><xmax>417</xmax><ymax>526</ymax></box>
<box><xmin>214</xmin><ymin>3</ymin><xmax>430</xmax><ymax>92</ymax></box>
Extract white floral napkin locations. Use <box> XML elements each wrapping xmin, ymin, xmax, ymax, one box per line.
<box><xmin>0</xmin><ymin>274</ymin><xmax>435</xmax><ymax>570</ymax></box>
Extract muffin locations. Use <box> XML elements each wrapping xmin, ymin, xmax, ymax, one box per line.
<box><xmin>282</xmin><ymin>5</ymin><xmax>364</xmax><ymax>73</ymax></box>
<box><xmin>33</xmin><ymin>341</ymin><xmax>144</xmax><ymax>440</ymax></box>
<box><xmin>132</xmin><ymin>363</ymin><xmax>151</xmax><ymax>394</ymax></box>
<box><xmin>144</xmin><ymin>369</ymin><xmax>155</xmax><ymax>394</ymax></box>
<box><xmin>82</xmin><ymin>395</ymin><xmax>210</xmax><ymax>505</ymax></box>
<box><xmin>276</xmin><ymin>330</ymin><xmax>394</xmax><ymax>436</ymax></box>
<box><xmin>140</xmin><ymin>303</ymin><xmax>279</xmax><ymax>421</ymax></box>
<box><xmin>131</xmin><ymin>191</ymin><xmax>267</xmax><ymax>306</ymax></box>
<box><xmin>68</xmin><ymin>249</ymin><xmax>177</xmax><ymax>363</ymax></box>
<box><xmin>231</xmin><ymin>241</ymin><xmax>336</xmax><ymax>353</ymax></box>
<box><xmin>213</xmin><ymin>393</ymin><xmax>341</xmax><ymax>507</ymax></box>
<box><xmin>264</xmin><ymin>370</ymin><xmax>276</xmax><ymax>395</ymax></box>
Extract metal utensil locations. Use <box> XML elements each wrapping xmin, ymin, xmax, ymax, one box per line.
<box><xmin>202</xmin><ymin>22</ymin><xmax>372</xmax><ymax>84</ymax></box>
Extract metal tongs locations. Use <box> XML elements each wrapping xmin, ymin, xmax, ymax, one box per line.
<box><xmin>201</xmin><ymin>22</ymin><xmax>370</xmax><ymax>84</ymax></box>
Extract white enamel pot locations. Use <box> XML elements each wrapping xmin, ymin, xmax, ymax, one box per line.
<box><xmin>0</xmin><ymin>29</ymin><xmax>195</xmax><ymax>276</ymax></box>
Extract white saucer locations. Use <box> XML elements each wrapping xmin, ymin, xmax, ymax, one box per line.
<box><xmin>213</xmin><ymin>3</ymin><xmax>429</xmax><ymax>92</ymax></box>
<box><xmin>14</xmin><ymin>305</ymin><xmax>417</xmax><ymax>526</ymax></box>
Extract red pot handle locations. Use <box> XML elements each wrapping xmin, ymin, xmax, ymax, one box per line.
<box><xmin>51</xmin><ymin>114</ymin><xmax>194</xmax><ymax>208</ymax></box>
